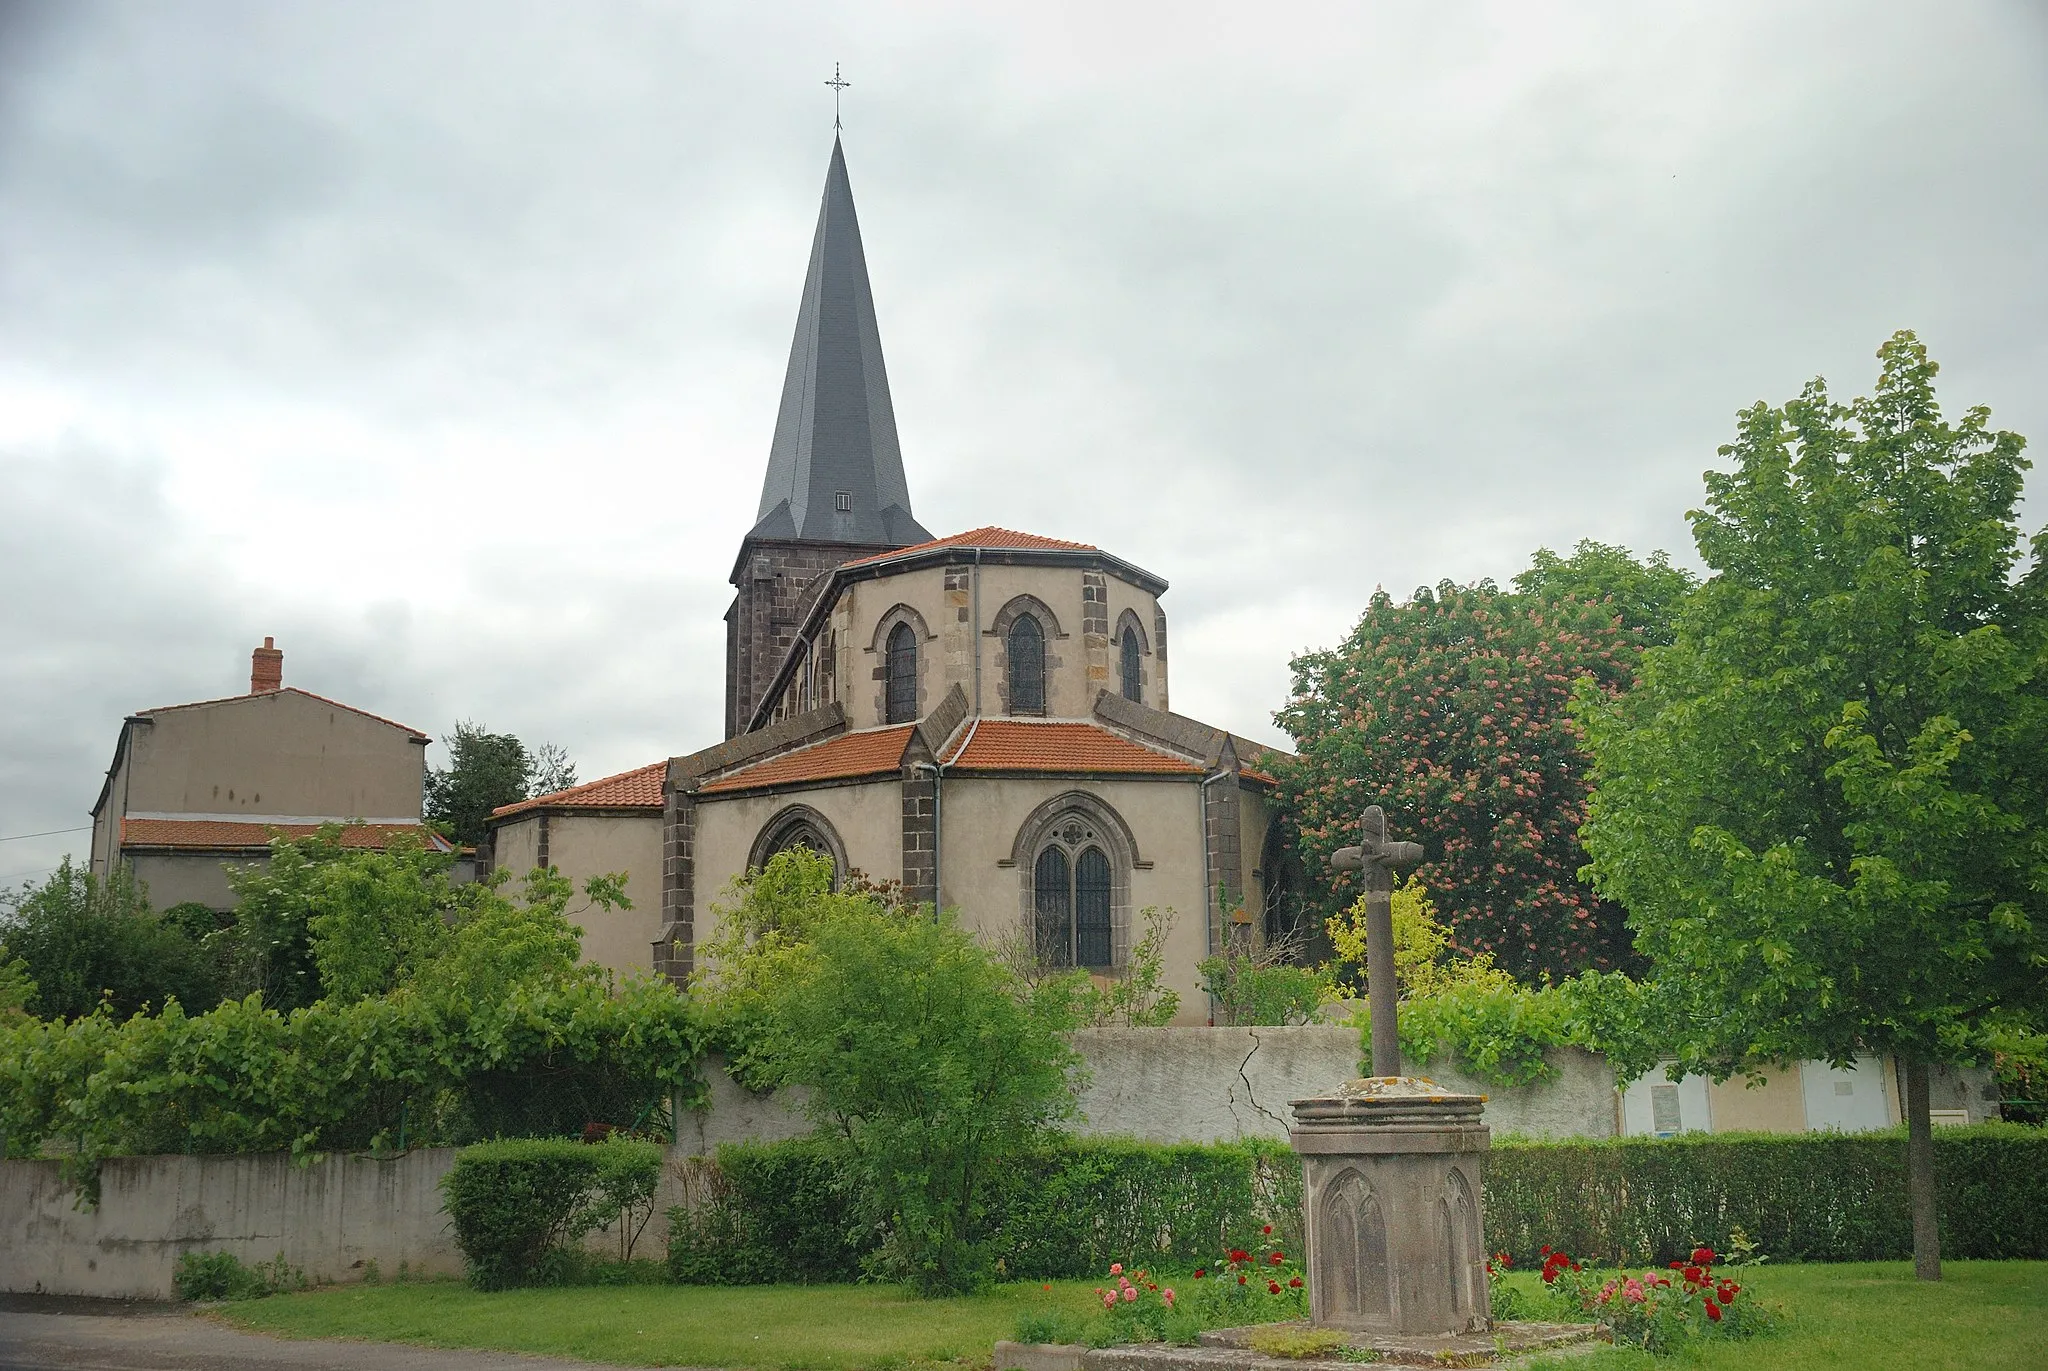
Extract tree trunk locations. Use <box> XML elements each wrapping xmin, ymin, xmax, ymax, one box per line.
<box><xmin>1901</xmin><ymin>1056</ymin><xmax>1942</xmax><ymax>1281</ymax></box>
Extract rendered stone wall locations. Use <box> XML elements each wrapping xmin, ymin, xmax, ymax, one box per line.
<box><xmin>682</xmin><ymin>1028</ymin><xmax>1622</xmax><ymax>1154</ymax></box>
<box><xmin>0</xmin><ymin>1149</ymin><xmax>466</xmax><ymax>1299</ymax></box>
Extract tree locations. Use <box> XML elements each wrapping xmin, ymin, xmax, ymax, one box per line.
<box><xmin>0</xmin><ymin>859</ymin><xmax>224</xmax><ymax>1019</ymax></box>
<box><xmin>1275</xmin><ymin>579</ymin><xmax>1644</xmax><ymax>983</ymax></box>
<box><xmin>698</xmin><ymin>849</ymin><xmax>1082</xmax><ymax>1294</ymax></box>
<box><xmin>425</xmin><ymin>722</ymin><xmax>578</xmax><ymax>849</ymax></box>
<box><xmin>1577</xmin><ymin>332</ymin><xmax>2048</xmax><ymax>1281</ymax></box>
<box><xmin>1514</xmin><ymin>539</ymin><xmax>1698</xmax><ymax>646</ymax></box>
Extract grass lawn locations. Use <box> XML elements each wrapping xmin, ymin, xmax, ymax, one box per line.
<box><xmin>212</xmin><ymin>1262</ymin><xmax>2048</xmax><ymax>1370</ymax></box>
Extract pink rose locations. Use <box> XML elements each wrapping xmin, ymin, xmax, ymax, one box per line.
<box><xmin>1163</xmin><ymin>1290</ymin><xmax>1175</xmax><ymax>1306</ymax></box>
<box><xmin>1123</xmin><ymin>1287</ymin><xmax>1137</xmax><ymax>1303</ymax></box>
<box><xmin>1109</xmin><ymin>1263</ymin><xmax>1123</xmax><ymax>1276</ymax></box>
<box><xmin>1102</xmin><ymin>1292</ymin><xmax>1116</xmax><ymax>1309</ymax></box>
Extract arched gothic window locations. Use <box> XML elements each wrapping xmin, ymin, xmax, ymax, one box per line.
<box><xmin>885</xmin><ymin>621</ymin><xmax>918</xmax><ymax>723</ymax></box>
<box><xmin>1120</xmin><ymin>630</ymin><xmax>1142</xmax><ymax>703</ymax></box>
<box><xmin>748</xmin><ymin>805</ymin><xmax>847</xmax><ymax>887</ymax></box>
<box><xmin>1032</xmin><ymin>817</ymin><xmax>1114</xmax><ymax>969</ymax></box>
<box><xmin>1007</xmin><ymin>614</ymin><xmax>1045</xmax><ymax>714</ymax></box>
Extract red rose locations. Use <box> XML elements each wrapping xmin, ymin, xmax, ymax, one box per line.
<box><xmin>1230</xmin><ymin>1249</ymin><xmax>1249</xmax><ymax>1263</ymax></box>
<box><xmin>1682</xmin><ymin>1265</ymin><xmax>1703</xmax><ymax>1284</ymax></box>
<box><xmin>1271</xmin><ymin>1252</ymin><xmax>1284</xmax><ymax>1265</ymax></box>
<box><xmin>1268</xmin><ymin>1281</ymin><xmax>1282</xmax><ymax>1294</ymax></box>
<box><xmin>1238</xmin><ymin>1275</ymin><xmax>1248</xmax><ymax>1286</ymax></box>
<box><xmin>1704</xmin><ymin>1301</ymin><xmax>1723</xmax><ymax>1323</ymax></box>
<box><xmin>1193</xmin><ymin>1269</ymin><xmax>1206</xmax><ymax>1279</ymax></box>
<box><xmin>1289</xmin><ymin>1277</ymin><xmax>1303</xmax><ymax>1289</ymax></box>
<box><xmin>1691</xmin><ymin>1247</ymin><xmax>1715</xmax><ymax>1266</ymax></box>
<box><xmin>1262</xmin><ymin>1225</ymin><xmax>1273</xmax><ymax>1235</ymax></box>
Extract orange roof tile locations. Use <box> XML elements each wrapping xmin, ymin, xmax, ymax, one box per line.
<box><xmin>941</xmin><ymin>720</ymin><xmax>1203</xmax><ymax>775</ymax></box>
<box><xmin>839</xmin><ymin>527</ymin><xmax>1098</xmax><ymax>569</ymax></box>
<box><xmin>698</xmin><ymin>725</ymin><xmax>915</xmax><ymax>794</ymax></box>
<box><xmin>137</xmin><ymin>687</ymin><xmax>429</xmax><ymax>739</ymax></box>
<box><xmin>493</xmin><ymin>761</ymin><xmax>669</xmax><ymax>818</ymax></box>
<box><xmin>119</xmin><ymin>818</ymin><xmax>451</xmax><ymax>853</ymax></box>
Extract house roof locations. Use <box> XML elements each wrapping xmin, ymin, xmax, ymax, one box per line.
<box><xmin>492</xmin><ymin>761</ymin><xmax>669</xmax><ymax>818</ymax></box>
<box><xmin>698</xmin><ymin>724</ymin><xmax>917</xmax><ymax>795</ymax></box>
<box><xmin>133</xmin><ymin>687</ymin><xmax>430</xmax><ymax>740</ymax></box>
<box><xmin>940</xmin><ymin>719</ymin><xmax>1204</xmax><ymax>775</ymax></box>
<box><xmin>838</xmin><ymin>527</ymin><xmax>1098</xmax><ymax>569</ymax></box>
<box><xmin>119</xmin><ymin>818</ymin><xmax>452</xmax><ymax>853</ymax></box>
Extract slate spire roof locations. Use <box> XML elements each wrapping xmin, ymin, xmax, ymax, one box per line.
<box><xmin>749</xmin><ymin>137</ymin><xmax>931</xmax><ymax>548</ymax></box>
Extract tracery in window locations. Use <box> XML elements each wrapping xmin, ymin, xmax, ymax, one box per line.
<box><xmin>1031</xmin><ymin>816</ymin><xmax>1114</xmax><ymax>970</ymax></box>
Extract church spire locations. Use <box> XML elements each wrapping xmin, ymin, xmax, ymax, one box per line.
<box><xmin>748</xmin><ymin>136</ymin><xmax>930</xmax><ymax>548</ymax></box>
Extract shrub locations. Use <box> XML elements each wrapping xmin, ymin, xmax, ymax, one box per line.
<box><xmin>441</xmin><ymin>1136</ymin><xmax>663</xmax><ymax>1289</ymax></box>
<box><xmin>1013</xmin><ymin>1309</ymin><xmax>1091</xmax><ymax>1345</ymax></box>
<box><xmin>171</xmin><ymin>1250</ymin><xmax>306</xmax><ymax>1301</ymax></box>
<box><xmin>1486</xmin><ymin>1125</ymin><xmax>2048</xmax><ymax>1265</ymax></box>
<box><xmin>667</xmin><ymin>1136</ymin><xmax>1302</xmax><ymax>1284</ymax></box>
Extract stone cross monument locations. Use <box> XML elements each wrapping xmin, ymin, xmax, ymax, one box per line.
<box><xmin>1289</xmin><ymin>805</ymin><xmax>1492</xmax><ymax>1336</ymax></box>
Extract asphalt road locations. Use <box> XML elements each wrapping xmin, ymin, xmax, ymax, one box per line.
<box><xmin>0</xmin><ymin>1296</ymin><xmax>631</xmax><ymax>1371</ymax></box>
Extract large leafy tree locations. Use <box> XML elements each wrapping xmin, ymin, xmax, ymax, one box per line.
<box><xmin>1578</xmin><ymin>332</ymin><xmax>2048</xmax><ymax>1280</ymax></box>
<box><xmin>425</xmin><ymin>722</ymin><xmax>577</xmax><ymax>848</ymax></box>
<box><xmin>1275</xmin><ymin>578</ymin><xmax>1647</xmax><ymax>983</ymax></box>
<box><xmin>1514</xmin><ymin>539</ymin><xmax>1698</xmax><ymax>646</ymax></box>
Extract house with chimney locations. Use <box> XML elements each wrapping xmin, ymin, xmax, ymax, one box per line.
<box><xmin>88</xmin><ymin>638</ymin><xmax>449</xmax><ymax>912</ymax></box>
<box><xmin>486</xmin><ymin>138</ymin><xmax>1309</xmax><ymax>1018</ymax></box>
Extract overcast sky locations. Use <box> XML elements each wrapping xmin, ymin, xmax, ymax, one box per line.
<box><xmin>3</xmin><ymin>1</ymin><xmax>2044</xmax><ymax>889</ymax></box>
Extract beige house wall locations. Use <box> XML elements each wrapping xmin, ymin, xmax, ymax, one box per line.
<box><xmin>117</xmin><ymin>693</ymin><xmax>424</xmax><ymax>821</ymax></box>
<box><xmin>546</xmin><ymin>813</ymin><xmax>664</xmax><ymax>980</ymax></box>
<box><xmin>492</xmin><ymin>814</ymin><xmax>542</xmax><ymax>876</ymax></box>
<box><xmin>1705</xmin><ymin>1066</ymin><xmax>1808</xmax><ymax>1133</ymax></box>
<box><xmin>1102</xmin><ymin>579</ymin><xmax>1165</xmax><ymax>712</ymax></box>
<box><xmin>841</xmin><ymin>567</ymin><xmax>947</xmax><ymax>729</ymax></box>
<box><xmin>127</xmin><ymin>851</ymin><xmax>246</xmax><ymax>912</ymax></box>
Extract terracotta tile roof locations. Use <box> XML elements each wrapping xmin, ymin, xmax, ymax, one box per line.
<box><xmin>120</xmin><ymin>818</ymin><xmax>451</xmax><ymax>853</ymax></box>
<box><xmin>698</xmin><ymin>725</ymin><xmax>915</xmax><ymax>794</ymax></box>
<box><xmin>137</xmin><ymin>687</ymin><xmax>429</xmax><ymax>740</ymax></box>
<box><xmin>493</xmin><ymin>761</ymin><xmax>668</xmax><ymax>818</ymax></box>
<box><xmin>941</xmin><ymin>720</ymin><xmax>1203</xmax><ymax>775</ymax></box>
<box><xmin>839</xmin><ymin>527</ymin><xmax>1098</xmax><ymax>569</ymax></box>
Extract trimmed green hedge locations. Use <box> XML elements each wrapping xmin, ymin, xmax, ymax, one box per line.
<box><xmin>1486</xmin><ymin>1125</ymin><xmax>2048</xmax><ymax>1266</ymax></box>
<box><xmin>443</xmin><ymin>1136</ymin><xmax>664</xmax><ymax>1289</ymax></box>
<box><xmin>668</xmin><ymin>1127</ymin><xmax>2047</xmax><ymax>1282</ymax></box>
<box><xmin>667</xmin><ymin>1137</ymin><xmax>1302</xmax><ymax>1284</ymax></box>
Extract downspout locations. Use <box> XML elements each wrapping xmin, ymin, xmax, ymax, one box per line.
<box><xmin>1199</xmin><ymin>766</ymin><xmax>1231</xmax><ymax>1025</ymax></box>
<box><xmin>971</xmin><ymin>548</ymin><xmax>984</xmax><ymax>714</ymax></box>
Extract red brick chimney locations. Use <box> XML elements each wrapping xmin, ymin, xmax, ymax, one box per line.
<box><xmin>250</xmin><ymin>636</ymin><xmax>283</xmax><ymax>694</ymax></box>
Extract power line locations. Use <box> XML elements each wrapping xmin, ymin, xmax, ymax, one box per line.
<box><xmin>0</xmin><ymin>826</ymin><xmax>90</xmax><ymax>843</ymax></box>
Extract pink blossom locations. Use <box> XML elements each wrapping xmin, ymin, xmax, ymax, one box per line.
<box><xmin>1110</xmin><ymin>1263</ymin><xmax>1123</xmax><ymax>1276</ymax></box>
<box><xmin>1163</xmin><ymin>1290</ymin><xmax>1176</xmax><ymax>1306</ymax></box>
<box><xmin>1102</xmin><ymin>1292</ymin><xmax>1117</xmax><ymax>1309</ymax></box>
<box><xmin>1123</xmin><ymin>1287</ymin><xmax>1138</xmax><ymax>1303</ymax></box>
<box><xmin>1622</xmin><ymin>1278</ymin><xmax>1646</xmax><ymax>1304</ymax></box>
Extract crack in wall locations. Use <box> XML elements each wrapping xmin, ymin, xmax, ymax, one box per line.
<box><xmin>1229</xmin><ymin>1027</ymin><xmax>1289</xmax><ymax>1135</ymax></box>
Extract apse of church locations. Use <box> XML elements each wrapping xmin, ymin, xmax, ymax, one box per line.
<box><xmin>486</xmin><ymin>136</ymin><xmax>1292</xmax><ymax>1023</ymax></box>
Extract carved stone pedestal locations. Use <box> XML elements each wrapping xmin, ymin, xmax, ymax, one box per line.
<box><xmin>1288</xmin><ymin>1076</ymin><xmax>1491</xmax><ymax>1337</ymax></box>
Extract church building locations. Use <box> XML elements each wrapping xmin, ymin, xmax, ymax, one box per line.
<box><xmin>487</xmin><ymin>138</ymin><xmax>1295</xmax><ymax>1021</ymax></box>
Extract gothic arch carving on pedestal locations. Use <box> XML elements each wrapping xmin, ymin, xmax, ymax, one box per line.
<box><xmin>747</xmin><ymin>804</ymin><xmax>849</xmax><ymax>885</ymax></box>
<box><xmin>1322</xmin><ymin>1168</ymin><xmax>1391</xmax><ymax>1325</ymax></box>
<box><xmin>1441</xmin><ymin>1165</ymin><xmax>1483</xmax><ymax>1323</ymax></box>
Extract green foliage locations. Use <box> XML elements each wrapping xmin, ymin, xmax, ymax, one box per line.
<box><xmin>666</xmin><ymin>1138</ymin><xmax>874</xmax><ymax>1285</ymax></box>
<box><xmin>1324</xmin><ymin>876</ymin><xmax>1516</xmax><ymax>1001</ymax></box>
<box><xmin>172</xmin><ymin>1250</ymin><xmax>307</xmax><ymax>1301</ymax></box>
<box><xmin>1274</xmin><ymin>573</ymin><xmax>1647</xmax><ymax>984</ymax></box>
<box><xmin>0</xmin><ymin>858</ymin><xmax>224</xmax><ymax>1020</ymax></box>
<box><xmin>1243</xmin><ymin>1328</ymin><xmax>1354</xmax><ymax>1360</ymax></box>
<box><xmin>0</xmin><ymin>956</ymin><xmax>34</xmax><ymax>1022</ymax></box>
<box><xmin>1514</xmin><ymin>539</ymin><xmax>1698</xmax><ymax>648</ymax></box>
<box><xmin>1071</xmin><ymin>906</ymin><xmax>1181</xmax><ymax>1027</ymax></box>
<box><xmin>0</xmin><ymin>973</ymin><xmax>704</xmax><ymax>1178</ymax></box>
<box><xmin>1577</xmin><ymin>332</ymin><xmax>2048</xmax><ymax>1082</ymax></box>
<box><xmin>1197</xmin><ymin>947</ymin><xmax>1330</xmax><ymax>1026</ymax></box>
<box><xmin>441</xmin><ymin>1136</ymin><xmax>661</xmax><ymax>1290</ymax></box>
<box><xmin>766</xmin><ymin>905</ymin><xmax>1082</xmax><ymax>1294</ymax></box>
<box><xmin>1013</xmin><ymin>1309</ymin><xmax>1091</xmax><ymax>1345</ymax></box>
<box><xmin>425</xmin><ymin>721</ymin><xmax>575</xmax><ymax>847</ymax></box>
<box><xmin>667</xmin><ymin>1136</ymin><xmax>1304</xmax><ymax>1285</ymax></box>
<box><xmin>1485</xmin><ymin>1125</ymin><xmax>2048</xmax><ymax>1266</ymax></box>
<box><xmin>1389</xmin><ymin>970</ymin><xmax>1647</xmax><ymax>1087</ymax></box>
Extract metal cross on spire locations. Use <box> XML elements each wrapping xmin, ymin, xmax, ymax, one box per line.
<box><xmin>825</xmin><ymin>63</ymin><xmax>850</xmax><ymax>130</ymax></box>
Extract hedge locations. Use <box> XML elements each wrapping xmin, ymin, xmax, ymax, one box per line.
<box><xmin>443</xmin><ymin>1136</ymin><xmax>664</xmax><ymax>1289</ymax></box>
<box><xmin>667</xmin><ymin>1136</ymin><xmax>1302</xmax><ymax>1283</ymax></box>
<box><xmin>668</xmin><ymin>1127</ymin><xmax>2046</xmax><ymax>1282</ymax></box>
<box><xmin>1485</xmin><ymin>1125</ymin><xmax>2048</xmax><ymax>1265</ymax></box>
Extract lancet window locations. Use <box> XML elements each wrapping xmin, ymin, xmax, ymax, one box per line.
<box><xmin>884</xmin><ymin>621</ymin><xmax>917</xmax><ymax>723</ymax></box>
